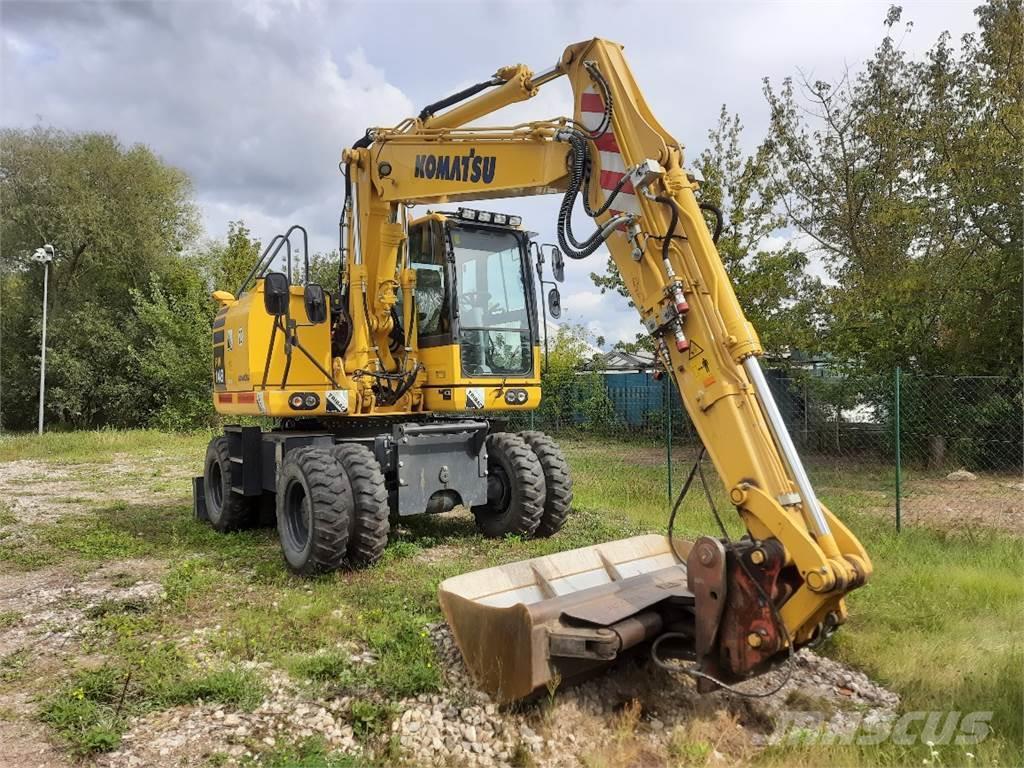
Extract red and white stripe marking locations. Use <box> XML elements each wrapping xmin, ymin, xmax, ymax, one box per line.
<box><xmin>580</xmin><ymin>89</ymin><xmax>641</xmax><ymax>218</ymax></box>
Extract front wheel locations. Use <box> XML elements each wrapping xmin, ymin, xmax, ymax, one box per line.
<box><xmin>275</xmin><ymin>447</ymin><xmax>351</xmax><ymax>576</ymax></box>
<box><xmin>330</xmin><ymin>443</ymin><xmax>390</xmax><ymax>569</ymax></box>
<box><xmin>472</xmin><ymin>432</ymin><xmax>545</xmax><ymax>538</ymax></box>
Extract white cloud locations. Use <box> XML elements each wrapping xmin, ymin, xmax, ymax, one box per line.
<box><xmin>1</xmin><ymin>0</ymin><xmax>978</xmax><ymax>335</ymax></box>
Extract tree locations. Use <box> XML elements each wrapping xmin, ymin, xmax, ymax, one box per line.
<box><xmin>1</xmin><ymin>127</ymin><xmax>198</xmax><ymax>304</ymax></box>
<box><xmin>538</xmin><ymin>325</ymin><xmax>613</xmax><ymax>430</ymax></box>
<box><xmin>207</xmin><ymin>221</ymin><xmax>262</xmax><ymax>294</ymax></box>
<box><xmin>589</xmin><ymin>108</ymin><xmax>821</xmax><ymax>359</ymax></box>
<box><xmin>0</xmin><ymin>128</ymin><xmax>200</xmax><ymax>429</ymax></box>
<box><xmin>762</xmin><ymin>1</ymin><xmax>1022</xmax><ymax>376</ymax></box>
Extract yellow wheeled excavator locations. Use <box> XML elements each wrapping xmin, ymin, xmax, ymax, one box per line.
<box><xmin>194</xmin><ymin>37</ymin><xmax>871</xmax><ymax>702</ymax></box>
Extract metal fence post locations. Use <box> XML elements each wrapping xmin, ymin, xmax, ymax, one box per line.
<box><xmin>665</xmin><ymin>377</ymin><xmax>672</xmax><ymax>505</ymax></box>
<box><xmin>895</xmin><ymin>366</ymin><xmax>902</xmax><ymax>533</ymax></box>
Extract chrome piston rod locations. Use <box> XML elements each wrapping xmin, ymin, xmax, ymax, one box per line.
<box><xmin>743</xmin><ymin>356</ymin><xmax>832</xmax><ymax>538</ymax></box>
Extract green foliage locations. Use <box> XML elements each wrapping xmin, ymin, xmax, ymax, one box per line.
<box><xmin>348</xmin><ymin>699</ymin><xmax>394</xmax><ymax>740</ymax></box>
<box><xmin>537</xmin><ymin>325</ymin><xmax>614</xmax><ymax>430</ymax></box>
<box><xmin>132</xmin><ymin>274</ymin><xmax>215</xmax><ymax>430</ymax></box>
<box><xmin>0</xmin><ymin>127</ymin><xmax>201</xmax><ymax>430</ymax></box>
<box><xmin>40</xmin><ymin>648</ymin><xmax>265</xmax><ymax>756</ymax></box>
<box><xmin>208</xmin><ymin>221</ymin><xmax>262</xmax><ymax>295</ymax></box>
<box><xmin>249</xmin><ymin>736</ymin><xmax>362</xmax><ymax>768</ymax></box>
<box><xmin>305</xmin><ymin>250</ymin><xmax>342</xmax><ymax>291</ymax></box>
<box><xmin>285</xmin><ymin>651</ymin><xmax>355</xmax><ymax>685</ymax></box>
<box><xmin>693</xmin><ymin>107</ymin><xmax>823</xmax><ymax>357</ymax></box>
<box><xmin>0</xmin><ymin>125</ymin><xmax>277</xmax><ymax>431</ymax></box>
<box><xmin>763</xmin><ymin>1</ymin><xmax>1023</xmax><ymax>377</ymax></box>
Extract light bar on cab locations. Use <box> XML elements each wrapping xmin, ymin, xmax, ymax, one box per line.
<box><xmin>456</xmin><ymin>208</ymin><xmax>522</xmax><ymax>227</ymax></box>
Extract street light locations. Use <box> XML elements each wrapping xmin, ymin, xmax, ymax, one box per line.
<box><xmin>30</xmin><ymin>244</ymin><xmax>54</xmax><ymax>435</ymax></box>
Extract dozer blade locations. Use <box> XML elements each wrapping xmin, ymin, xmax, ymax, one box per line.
<box><xmin>438</xmin><ymin>534</ymin><xmax>697</xmax><ymax>703</ymax></box>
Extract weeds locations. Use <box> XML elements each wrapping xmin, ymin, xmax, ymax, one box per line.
<box><xmin>0</xmin><ymin>647</ymin><xmax>32</xmax><ymax>683</ymax></box>
<box><xmin>244</xmin><ymin>735</ymin><xmax>361</xmax><ymax>767</ymax></box>
<box><xmin>349</xmin><ymin>699</ymin><xmax>394</xmax><ymax>740</ymax></box>
<box><xmin>40</xmin><ymin>647</ymin><xmax>265</xmax><ymax>756</ymax></box>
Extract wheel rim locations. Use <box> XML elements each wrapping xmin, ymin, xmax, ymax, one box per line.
<box><xmin>486</xmin><ymin>465</ymin><xmax>512</xmax><ymax>515</ymax></box>
<box><xmin>283</xmin><ymin>479</ymin><xmax>311</xmax><ymax>552</ymax></box>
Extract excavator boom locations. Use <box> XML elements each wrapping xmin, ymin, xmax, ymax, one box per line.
<box><xmin>382</xmin><ymin>39</ymin><xmax>872</xmax><ymax>699</ymax></box>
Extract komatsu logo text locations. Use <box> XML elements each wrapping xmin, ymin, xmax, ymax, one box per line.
<box><xmin>414</xmin><ymin>149</ymin><xmax>496</xmax><ymax>184</ymax></box>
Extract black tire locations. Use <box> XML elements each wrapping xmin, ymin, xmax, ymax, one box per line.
<box><xmin>275</xmin><ymin>446</ymin><xmax>352</xmax><ymax>576</ymax></box>
<box><xmin>472</xmin><ymin>432</ymin><xmax>546</xmax><ymax>538</ymax></box>
<box><xmin>519</xmin><ymin>431</ymin><xmax>574</xmax><ymax>537</ymax></box>
<box><xmin>330</xmin><ymin>443</ymin><xmax>390</xmax><ymax>569</ymax></box>
<box><xmin>203</xmin><ymin>437</ymin><xmax>255</xmax><ymax>532</ymax></box>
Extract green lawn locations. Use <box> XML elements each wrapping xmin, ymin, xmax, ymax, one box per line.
<box><xmin>0</xmin><ymin>429</ymin><xmax>1020</xmax><ymax>767</ymax></box>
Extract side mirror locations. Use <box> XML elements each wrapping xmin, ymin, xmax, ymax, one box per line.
<box><xmin>547</xmin><ymin>286</ymin><xmax>562</xmax><ymax>319</ymax></box>
<box><xmin>547</xmin><ymin>245</ymin><xmax>565</xmax><ymax>282</ymax></box>
<box><xmin>304</xmin><ymin>283</ymin><xmax>328</xmax><ymax>324</ymax></box>
<box><xmin>263</xmin><ymin>272</ymin><xmax>290</xmax><ymax>316</ymax></box>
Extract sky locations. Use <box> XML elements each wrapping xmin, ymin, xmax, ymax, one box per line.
<box><xmin>1</xmin><ymin>0</ymin><xmax>980</xmax><ymax>347</ymax></box>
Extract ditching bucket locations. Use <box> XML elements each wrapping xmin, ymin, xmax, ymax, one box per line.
<box><xmin>438</xmin><ymin>534</ymin><xmax>695</xmax><ymax>702</ymax></box>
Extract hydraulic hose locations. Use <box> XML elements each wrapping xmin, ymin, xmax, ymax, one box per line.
<box><xmin>418</xmin><ymin>77</ymin><xmax>503</xmax><ymax>122</ymax></box>
<box><xmin>699</xmin><ymin>202</ymin><xmax>723</xmax><ymax>244</ymax></box>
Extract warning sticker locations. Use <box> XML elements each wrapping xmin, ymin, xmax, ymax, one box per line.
<box><xmin>687</xmin><ymin>338</ymin><xmax>713</xmax><ymax>379</ymax></box>
<box><xmin>325</xmin><ymin>390</ymin><xmax>349</xmax><ymax>413</ymax></box>
<box><xmin>465</xmin><ymin>387</ymin><xmax>485</xmax><ymax>409</ymax></box>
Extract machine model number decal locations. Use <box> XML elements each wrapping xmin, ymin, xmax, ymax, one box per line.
<box><xmin>213</xmin><ymin>348</ymin><xmax>225</xmax><ymax>389</ymax></box>
<box><xmin>325</xmin><ymin>390</ymin><xmax>349</xmax><ymax>413</ymax></box>
<box><xmin>414</xmin><ymin>149</ymin><xmax>496</xmax><ymax>183</ymax></box>
<box><xmin>465</xmin><ymin>387</ymin><xmax>485</xmax><ymax>409</ymax></box>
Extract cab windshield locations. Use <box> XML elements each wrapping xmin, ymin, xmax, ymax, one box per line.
<box><xmin>451</xmin><ymin>227</ymin><xmax>532</xmax><ymax>376</ymax></box>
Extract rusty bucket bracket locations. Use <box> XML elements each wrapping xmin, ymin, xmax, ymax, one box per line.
<box><xmin>685</xmin><ymin>536</ymin><xmax>728</xmax><ymax>692</ymax></box>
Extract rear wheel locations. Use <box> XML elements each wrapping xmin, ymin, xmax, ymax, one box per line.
<box><xmin>275</xmin><ymin>447</ymin><xmax>351</xmax><ymax>576</ymax></box>
<box><xmin>330</xmin><ymin>443</ymin><xmax>390</xmax><ymax>568</ymax></box>
<box><xmin>203</xmin><ymin>437</ymin><xmax>255</xmax><ymax>532</ymax></box>
<box><xmin>472</xmin><ymin>432</ymin><xmax>545</xmax><ymax>538</ymax></box>
<box><xmin>519</xmin><ymin>431</ymin><xmax>573</xmax><ymax>537</ymax></box>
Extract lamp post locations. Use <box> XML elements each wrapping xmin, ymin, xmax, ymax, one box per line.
<box><xmin>31</xmin><ymin>244</ymin><xmax>54</xmax><ymax>435</ymax></box>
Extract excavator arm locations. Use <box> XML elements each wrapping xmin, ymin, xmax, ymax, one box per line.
<box><xmin>342</xmin><ymin>38</ymin><xmax>870</xmax><ymax>699</ymax></box>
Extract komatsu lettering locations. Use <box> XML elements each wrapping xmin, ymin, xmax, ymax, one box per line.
<box><xmin>414</xmin><ymin>148</ymin><xmax>496</xmax><ymax>183</ymax></box>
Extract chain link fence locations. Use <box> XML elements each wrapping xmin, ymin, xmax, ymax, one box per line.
<box><xmin>508</xmin><ymin>368</ymin><xmax>1022</xmax><ymax>532</ymax></box>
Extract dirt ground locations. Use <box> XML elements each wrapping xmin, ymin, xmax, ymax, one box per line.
<box><xmin>0</xmin><ymin>447</ymin><xmax>989</xmax><ymax>767</ymax></box>
<box><xmin>893</xmin><ymin>474</ymin><xmax>1022</xmax><ymax>534</ymax></box>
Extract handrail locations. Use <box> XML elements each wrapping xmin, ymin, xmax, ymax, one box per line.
<box><xmin>236</xmin><ymin>225</ymin><xmax>311</xmax><ymax>296</ymax></box>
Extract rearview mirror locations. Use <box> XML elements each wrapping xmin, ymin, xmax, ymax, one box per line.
<box><xmin>304</xmin><ymin>283</ymin><xmax>327</xmax><ymax>324</ymax></box>
<box><xmin>547</xmin><ymin>286</ymin><xmax>562</xmax><ymax>319</ymax></box>
<box><xmin>263</xmin><ymin>272</ymin><xmax>289</xmax><ymax>316</ymax></box>
<box><xmin>547</xmin><ymin>245</ymin><xmax>565</xmax><ymax>282</ymax></box>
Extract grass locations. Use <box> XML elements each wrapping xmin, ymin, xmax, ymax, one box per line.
<box><xmin>40</xmin><ymin>645</ymin><xmax>266</xmax><ymax>756</ymax></box>
<box><xmin>0</xmin><ymin>428</ymin><xmax>212</xmax><ymax>463</ymax></box>
<box><xmin>0</xmin><ymin>429</ymin><xmax>1020</xmax><ymax>766</ymax></box>
<box><xmin>242</xmin><ymin>736</ymin><xmax>365</xmax><ymax>767</ymax></box>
